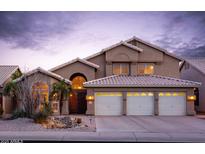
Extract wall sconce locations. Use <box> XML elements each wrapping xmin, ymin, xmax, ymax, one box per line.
<box><xmin>86</xmin><ymin>95</ymin><xmax>94</xmax><ymax>101</ymax></box>
<box><xmin>187</xmin><ymin>95</ymin><xmax>196</xmax><ymax>101</ymax></box>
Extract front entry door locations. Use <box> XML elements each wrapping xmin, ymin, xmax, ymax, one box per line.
<box><xmin>69</xmin><ymin>90</ymin><xmax>87</xmax><ymax>114</ymax></box>
<box><xmin>77</xmin><ymin>91</ymin><xmax>87</xmax><ymax>114</ymax></box>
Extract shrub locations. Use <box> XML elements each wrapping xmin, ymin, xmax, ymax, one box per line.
<box><xmin>11</xmin><ymin>109</ymin><xmax>27</xmax><ymax>119</ymax></box>
<box><xmin>33</xmin><ymin>112</ymin><xmax>48</xmax><ymax>123</ymax></box>
<box><xmin>33</xmin><ymin>102</ymin><xmax>53</xmax><ymax>124</ymax></box>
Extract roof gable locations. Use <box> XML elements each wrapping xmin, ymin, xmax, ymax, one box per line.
<box><xmin>0</xmin><ymin>65</ymin><xmax>19</xmax><ymax>87</ymax></box>
<box><xmin>50</xmin><ymin>58</ymin><xmax>100</xmax><ymax>72</ymax></box>
<box><xmin>125</xmin><ymin>36</ymin><xmax>183</xmax><ymax>62</ymax></box>
<box><xmin>14</xmin><ymin>67</ymin><xmax>71</xmax><ymax>84</ymax></box>
<box><xmin>84</xmin><ymin>41</ymin><xmax>143</xmax><ymax>60</ymax></box>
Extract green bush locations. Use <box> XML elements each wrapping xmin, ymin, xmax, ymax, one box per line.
<box><xmin>11</xmin><ymin>109</ymin><xmax>27</xmax><ymax>119</ymax></box>
<box><xmin>33</xmin><ymin>102</ymin><xmax>53</xmax><ymax>123</ymax></box>
<box><xmin>33</xmin><ymin>112</ymin><xmax>48</xmax><ymax>123</ymax></box>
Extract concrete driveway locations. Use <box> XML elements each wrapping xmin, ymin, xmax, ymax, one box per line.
<box><xmin>96</xmin><ymin>116</ymin><xmax>205</xmax><ymax>133</ymax></box>
<box><xmin>94</xmin><ymin>116</ymin><xmax>205</xmax><ymax>142</ymax></box>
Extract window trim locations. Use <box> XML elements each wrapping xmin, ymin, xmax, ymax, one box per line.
<box><xmin>138</xmin><ymin>63</ymin><xmax>155</xmax><ymax>75</ymax></box>
<box><xmin>112</xmin><ymin>63</ymin><xmax>130</xmax><ymax>75</ymax></box>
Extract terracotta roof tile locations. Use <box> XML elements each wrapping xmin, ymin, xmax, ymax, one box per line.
<box><xmin>84</xmin><ymin>75</ymin><xmax>201</xmax><ymax>88</ymax></box>
<box><xmin>0</xmin><ymin>65</ymin><xmax>19</xmax><ymax>87</ymax></box>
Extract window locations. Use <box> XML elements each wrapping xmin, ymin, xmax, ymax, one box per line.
<box><xmin>113</xmin><ymin>63</ymin><xmax>130</xmax><ymax>75</ymax></box>
<box><xmin>71</xmin><ymin>76</ymin><xmax>86</xmax><ymax>89</ymax></box>
<box><xmin>138</xmin><ymin>64</ymin><xmax>154</xmax><ymax>75</ymax></box>
<box><xmin>32</xmin><ymin>82</ymin><xmax>49</xmax><ymax>110</ymax></box>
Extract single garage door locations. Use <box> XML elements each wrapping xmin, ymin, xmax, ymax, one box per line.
<box><xmin>95</xmin><ymin>92</ymin><xmax>123</xmax><ymax>115</ymax></box>
<box><xmin>127</xmin><ymin>92</ymin><xmax>154</xmax><ymax>115</ymax></box>
<box><xmin>158</xmin><ymin>92</ymin><xmax>186</xmax><ymax>116</ymax></box>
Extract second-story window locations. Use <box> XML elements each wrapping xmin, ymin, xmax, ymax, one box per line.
<box><xmin>138</xmin><ymin>63</ymin><xmax>154</xmax><ymax>75</ymax></box>
<box><xmin>113</xmin><ymin>63</ymin><xmax>130</xmax><ymax>75</ymax></box>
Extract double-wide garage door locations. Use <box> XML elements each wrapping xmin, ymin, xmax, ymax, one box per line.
<box><xmin>94</xmin><ymin>92</ymin><xmax>186</xmax><ymax>116</ymax></box>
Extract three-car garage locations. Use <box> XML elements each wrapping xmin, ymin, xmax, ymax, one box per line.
<box><xmin>84</xmin><ymin>75</ymin><xmax>200</xmax><ymax>116</ymax></box>
<box><xmin>94</xmin><ymin>91</ymin><xmax>187</xmax><ymax>116</ymax></box>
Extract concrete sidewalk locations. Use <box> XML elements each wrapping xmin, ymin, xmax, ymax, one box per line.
<box><xmin>1</xmin><ymin>131</ymin><xmax>205</xmax><ymax>142</ymax></box>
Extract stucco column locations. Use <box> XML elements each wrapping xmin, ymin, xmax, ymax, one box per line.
<box><xmin>61</xmin><ymin>99</ymin><xmax>69</xmax><ymax>115</ymax></box>
<box><xmin>3</xmin><ymin>96</ymin><xmax>13</xmax><ymax>115</ymax></box>
<box><xmin>154</xmin><ymin>92</ymin><xmax>159</xmax><ymax>115</ymax></box>
<box><xmin>86</xmin><ymin>89</ymin><xmax>94</xmax><ymax>115</ymax></box>
<box><xmin>122</xmin><ymin>92</ymin><xmax>127</xmax><ymax>115</ymax></box>
<box><xmin>186</xmin><ymin>88</ymin><xmax>196</xmax><ymax>116</ymax></box>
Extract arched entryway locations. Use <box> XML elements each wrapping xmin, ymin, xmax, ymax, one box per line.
<box><xmin>69</xmin><ymin>73</ymin><xmax>87</xmax><ymax>114</ymax></box>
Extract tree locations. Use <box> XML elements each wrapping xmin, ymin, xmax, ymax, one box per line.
<box><xmin>51</xmin><ymin>80</ymin><xmax>70</xmax><ymax>115</ymax></box>
<box><xmin>3</xmin><ymin>69</ymin><xmax>22</xmax><ymax>97</ymax></box>
<box><xmin>3</xmin><ymin>81</ymin><xmax>17</xmax><ymax>97</ymax></box>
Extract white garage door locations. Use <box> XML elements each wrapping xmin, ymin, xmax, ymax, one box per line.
<box><xmin>95</xmin><ymin>92</ymin><xmax>123</xmax><ymax>115</ymax></box>
<box><xmin>127</xmin><ymin>92</ymin><xmax>154</xmax><ymax>115</ymax></box>
<box><xmin>158</xmin><ymin>92</ymin><xmax>186</xmax><ymax>116</ymax></box>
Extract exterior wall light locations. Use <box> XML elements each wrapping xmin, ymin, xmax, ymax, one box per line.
<box><xmin>187</xmin><ymin>95</ymin><xmax>196</xmax><ymax>101</ymax></box>
<box><xmin>86</xmin><ymin>95</ymin><xmax>94</xmax><ymax>101</ymax></box>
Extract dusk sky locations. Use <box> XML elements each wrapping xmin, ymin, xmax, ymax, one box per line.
<box><xmin>0</xmin><ymin>11</ymin><xmax>205</xmax><ymax>71</ymax></box>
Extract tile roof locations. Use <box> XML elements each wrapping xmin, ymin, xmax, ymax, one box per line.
<box><xmin>84</xmin><ymin>75</ymin><xmax>201</xmax><ymax>88</ymax></box>
<box><xmin>14</xmin><ymin>67</ymin><xmax>71</xmax><ymax>84</ymax></box>
<box><xmin>49</xmin><ymin>58</ymin><xmax>100</xmax><ymax>72</ymax></box>
<box><xmin>0</xmin><ymin>65</ymin><xmax>19</xmax><ymax>87</ymax></box>
<box><xmin>184</xmin><ymin>58</ymin><xmax>205</xmax><ymax>75</ymax></box>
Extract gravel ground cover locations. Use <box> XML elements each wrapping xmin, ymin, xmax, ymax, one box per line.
<box><xmin>0</xmin><ymin>115</ymin><xmax>96</xmax><ymax>132</ymax></box>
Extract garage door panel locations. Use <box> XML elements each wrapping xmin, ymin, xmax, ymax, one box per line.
<box><xmin>95</xmin><ymin>92</ymin><xmax>123</xmax><ymax>116</ymax></box>
<box><xmin>159</xmin><ymin>92</ymin><xmax>186</xmax><ymax>116</ymax></box>
<box><xmin>127</xmin><ymin>92</ymin><xmax>154</xmax><ymax>115</ymax></box>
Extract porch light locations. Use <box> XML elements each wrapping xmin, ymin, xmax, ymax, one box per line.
<box><xmin>86</xmin><ymin>95</ymin><xmax>94</xmax><ymax>101</ymax></box>
<box><xmin>187</xmin><ymin>95</ymin><xmax>196</xmax><ymax>101</ymax></box>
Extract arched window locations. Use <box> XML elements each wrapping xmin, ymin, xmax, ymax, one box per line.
<box><xmin>71</xmin><ymin>76</ymin><xmax>86</xmax><ymax>90</ymax></box>
<box><xmin>32</xmin><ymin>82</ymin><xmax>49</xmax><ymax>103</ymax></box>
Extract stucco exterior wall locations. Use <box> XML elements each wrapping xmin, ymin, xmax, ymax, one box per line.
<box><xmin>181</xmin><ymin>63</ymin><xmax>205</xmax><ymax>112</ymax></box>
<box><xmin>87</xmin><ymin>54</ymin><xmax>106</xmax><ymax>79</ymax></box>
<box><xmin>154</xmin><ymin>54</ymin><xmax>180</xmax><ymax>78</ymax></box>
<box><xmin>105</xmin><ymin>45</ymin><xmax>139</xmax><ymax>62</ymax></box>
<box><xmin>137</xmin><ymin>43</ymin><xmax>163</xmax><ymax>62</ymax></box>
<box><xmin>86</xmin><ymin>87</ymin><xmax>195</xmax><ymax>115</ymax></box>
<box><xmin>52</xmin><ymin>61</ymin><xmax>96</xmax><ymax>81</ymax></box>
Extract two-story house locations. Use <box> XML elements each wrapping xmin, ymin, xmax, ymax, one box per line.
<box><xmin>49</xmin><ymin>36</ymin><xmax>200</xmax><ymax>116</ymax></box>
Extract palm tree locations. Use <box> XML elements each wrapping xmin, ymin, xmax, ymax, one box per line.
<box><xmin>51</xmin><ymin>80</ymin><xmax>70</xmax><ymax>115</ymax></box>
<box><xmin>3</xmin><ymin>81</ymin><xmax>17</xmax><ymax>97</ymax></box>
<box><xmin>3</xmin><ymin>70</ymin><xmax>22</xmax><ymax>97</ymax></box>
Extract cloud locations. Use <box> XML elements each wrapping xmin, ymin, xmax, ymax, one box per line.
<box><xmin>0</xmin><ymin>12</ymin><xmax>82</xmax><ymax>50</ymax></box>
<box><xmin>153</xmin><ymin>12</ymin><xmax>205</xmax><ymax>57</ymax></box>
